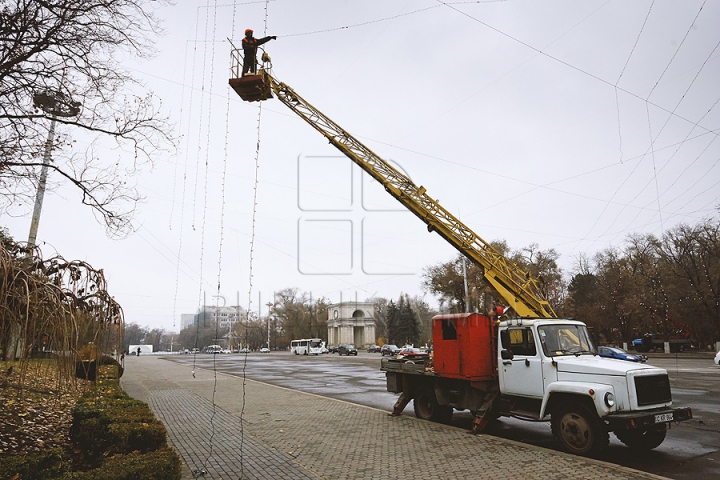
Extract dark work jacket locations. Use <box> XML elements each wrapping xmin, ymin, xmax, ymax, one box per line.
<box><xmin>242</xmin><ymin>36</ymin><xmax>272</xmax><ymax>57</ymax></box>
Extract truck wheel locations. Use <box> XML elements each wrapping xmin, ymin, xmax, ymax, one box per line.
<box><xmin>615</xmin><ymin>425</ymin><xmax>666</xmax><ymax>450</ymax></box>
<box><xmin>551</xmin><ymin>403</ymin><xmax>609</xmax><ymax>457</ymax></box>
<box><xmin>413</xmin><ymin>386</ymin><xmax>452</xmax><ymax>424</ymax></box>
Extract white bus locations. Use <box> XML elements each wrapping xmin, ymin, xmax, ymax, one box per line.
<box><xmin>290</xmin><ymin>338</ymin><xmax>324</xmax><ymax>355</ymax></box>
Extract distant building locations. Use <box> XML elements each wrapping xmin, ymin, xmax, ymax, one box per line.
<box><xmin>180</xmin><ymin>314</ymin><xmax>195</xmax><ymax>330</ymax></box>
<box><xmin>326</xmin><ymin>302</ymin><xmax>376</xmax><ymax>348</ymax></box>
<box><xmin>195</xmin><ymin>305</ymin><xmax>246</xmax><ymax>330</ymax></box>
<box><xmin>180</xmin><ymin>305</ymin><xmax>246</xmax><ymax>330</ymax></box>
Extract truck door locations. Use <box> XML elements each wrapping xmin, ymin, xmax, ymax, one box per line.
<box><xmin>498</xmin><ymin>327</ymin><xmax>545</xmax><ymax>398</ymax></box>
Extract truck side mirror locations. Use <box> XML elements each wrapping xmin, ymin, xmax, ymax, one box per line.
<box><xmin>501</xmin><ymin>349</ymin><xmax>514</xmax><ymax>360</ymax></box>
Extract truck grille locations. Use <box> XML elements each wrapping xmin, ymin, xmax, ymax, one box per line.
<box><xmin>634</xmin><ymin>374</ymin><xmax>671</xmax><ymax>406</ymax></box>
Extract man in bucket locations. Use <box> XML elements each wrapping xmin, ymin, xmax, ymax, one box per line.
<box><xmin>242</xmin><ymin>28</ymin><xmax>276</xmax><ymax>75</ymax></box>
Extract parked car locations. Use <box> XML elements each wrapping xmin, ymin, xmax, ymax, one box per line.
<box><xmin>327</xmin><ymin>345</ymin><xmax>339</xmax><ymax>354</ymax></box>
<box><xmin>367</xmin><ymin>345</ymin><xmax>381</xmax><ymax>353</ymax></box>
<box><xmin>320</xmin><ymin>346</ymin><xmax>329</xmax><ymax>354</ymax></box>
<box><xmin>380</xmin><ymin>344</ymin><xmax>400</xmax><ymax>356</ymax></box>
<box><xmin>239</xmin><ymin>347</ymin><xmax>251</xmax><ymax>353</ymax></box>
<box><xmin>337</xmin><ymin>344</ymin><xmax>358</xmax><ymax>356</ymax></box>
<box><xmin>398</xmin><ymin>347</ymin><xmax>429</xmax><ymax>358</ymax></box>
<box><xmin>714</xmin><ymin>351</ymin><xmax>720</xmax><ymax>366</ymax></box>
<box><xmin>259</xmin><ymin>347</ymin><xmax>270</xmax><ymax>353</ymax></box>
<box><xmin>598</xmin><ymin>346</ymin><xmax>646</xmax><ymax>363</ymax></box>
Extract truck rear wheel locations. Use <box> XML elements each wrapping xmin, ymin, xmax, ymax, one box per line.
<box><xmin>615</xmin><ymin>425</ymin><xmax>666</xmax><ymax>450</ymax></box>
<box><xmin>551</xmin><ymin>402</ymin><xmax>608</xmax><ymax>457</ymax></box>
<box><xmin>413</xmin><ymin>386</ymin><xmax>453</xmax><ymax>424</ymax></box>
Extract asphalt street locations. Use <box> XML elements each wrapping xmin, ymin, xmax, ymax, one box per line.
<box><xmin>167</xmin><ymin>350</ymin><xmax>720</xmax><ymax>479</ymax></box>
<box><xmin>123</xmin><ymin>354</ymin><xmax>675</xmax><ymax>480</ymax></box>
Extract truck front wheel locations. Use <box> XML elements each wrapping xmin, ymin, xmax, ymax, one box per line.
<box><xmin>413</xmin><ymin>386</ymin><xmax>453</xmax><ymax>424</ymax></box>
<box><xmin>615</xmin><ymin>425</ymin><xmax>666</xmax><ymax>450</ymax></box>
<box><xmin>551</xmin><ymin>402</ymin><xmax>609</xmax><ymax>457</ymax></box>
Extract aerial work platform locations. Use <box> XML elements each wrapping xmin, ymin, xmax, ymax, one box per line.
<box><xmin>228</xmin><ymin>70</ymin><xmax>273</xmax><ymax>102</ymax></box>
<box><xmin>228</xmin><ymin>41</ymin><xmax>273</xmax><ymax>102</ymax></box>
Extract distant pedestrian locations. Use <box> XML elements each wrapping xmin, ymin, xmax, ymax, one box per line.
<box><xmin>136</xmin><ymin>347</ymin><xmax>141</xmax><ymax>356</ymax></box>
<box><xmin>242</xmin><ymin>28</ymin><xmax>276</xmax><ymax>75</ymax></box>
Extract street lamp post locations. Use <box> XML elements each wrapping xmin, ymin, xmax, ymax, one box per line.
<box><xmin>28</xmin><ymin>90</ymin><xmax>80</xmax><ymax>248</ymax></box>
<box><xmin>462</xmin><ymin>257</ymin><xmax>470</xmax><ymax>313</ymax></box>
<box><xmin>266</xmin><ymin>302</ymin><xmax>272</xmax><ymax>349</ymax></box>
<box><xmin>169</xmin><ymin>335</ymin><xmax>182</xmax><ymax>353</ymax></box>
<box><xmin>27</xmin><ymin>116</ymin><xmax>56</xmax><ymax>247</ymax></box>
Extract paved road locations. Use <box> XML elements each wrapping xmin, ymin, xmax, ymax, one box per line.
<box><xmin>641</xmin><ymin>355</ymin><xmax>720</xmax><ymax>479</ymax></box>
<box><xmin>167</xmin><ymin>351</ymin><xmax>720</xmax><ymax>479</ymax></box>
<box><xmin>122</xmin><ymin>354</ymin><xmax>670</xmax><ymax>480</ymax></box>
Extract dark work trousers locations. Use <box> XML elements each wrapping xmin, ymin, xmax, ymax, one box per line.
<box><xmin>242</xmin><ymin>55</ymin><xmax>257</xmax><ymax>75</ymax></box>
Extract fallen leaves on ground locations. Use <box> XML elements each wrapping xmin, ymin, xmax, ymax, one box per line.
<box><xmin>0</xmin><ymin>362</ymin><xmax>91</xmax><ymax>456</ymax></box>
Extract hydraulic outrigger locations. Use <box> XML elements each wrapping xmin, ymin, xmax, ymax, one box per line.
<box><xmin>229</xmin><ymin>47</ymin><xmax>556</xmax><ymax>318</ymax></box>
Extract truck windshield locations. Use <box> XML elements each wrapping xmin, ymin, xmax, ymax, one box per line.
<box><xmin>537</xmin><ymin>324</ymin><xmax>596</xmax><ymax>357</ymax></box>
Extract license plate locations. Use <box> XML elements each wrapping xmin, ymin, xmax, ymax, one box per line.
<box><xmin>655</xmin><ymin>413</ymin><xmax>673</xmax><ymax>423</ymax></box>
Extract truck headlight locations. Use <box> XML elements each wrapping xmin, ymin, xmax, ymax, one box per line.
<box><xmin>604</xmin><ymin>392</ymin><xmax>615</xmax><ymax>408</ymax></box>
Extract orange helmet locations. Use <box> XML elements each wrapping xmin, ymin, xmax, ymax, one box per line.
<box><xmin>245</xmin><ymin>28</ymin><xmax>253</xmax><ymax>35</ymax></box>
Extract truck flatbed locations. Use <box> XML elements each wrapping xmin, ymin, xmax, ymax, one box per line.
<box><xmin>380</xmin><ymin>357</ymin><xmax>433</xmax><ymax>375</ymax></box>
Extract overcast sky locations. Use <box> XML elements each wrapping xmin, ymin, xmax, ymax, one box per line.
<box><xmin>3</xmin><ymin>0</ymin><xmax>719</xmax><ymax>332</ymax></box>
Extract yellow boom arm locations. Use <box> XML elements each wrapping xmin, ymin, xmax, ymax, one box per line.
<box><xmin>266</xmin><ymin>76</ymin><xmax>556</xmax><ymax>318</ymax></box>
<box><xmin>227</xmin><ymin>52</ymin><xmax>555</xmax><ymax>318</ymax></box>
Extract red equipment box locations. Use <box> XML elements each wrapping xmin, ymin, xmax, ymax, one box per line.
<box><xmin>432</xmin><ymin>313</ymin><xmax>496</xmax><ymax>381</ymax></box>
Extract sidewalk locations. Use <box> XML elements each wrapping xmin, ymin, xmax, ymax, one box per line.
<box><xmin>121</xmin><ymin>355</ymin><xmax>669</xmax><ymax>480</ymax></box>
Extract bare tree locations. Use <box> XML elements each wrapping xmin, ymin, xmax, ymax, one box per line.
<box><xmin>421</xmin><ymin>241</ymin><xmax>565</xmax><ymax>315</ymax></box>
<box><xmin>421</xmin><ymin>254</ymin><xmax>488</xmax><ymax>313</ymax></box>
<box><xmin>369</xmin><ymin>296</ymin><xmax>389</xmax><ymax>341</ymax></box>
<box><xmin>268</xmin><ymin>288</ymin><xmax>329</xmax><ymax>348</ymax></box>
<box><xmin>659</xmin><ymin>218</ymin><xmax>720</xmax><ymax>347</ymax></box>
<box><xmin>0</xmin><ymin>228</ymin><xmax>123</xmax><ymax>386</ymax></box>
<box><xmin>565</xmin><ymin>217</ymin><xmax>720</xmax><ymax>348</ymax></box>
<box><xmin>0</xmin><ymin>0</ymin><xmax>174</xmax><ymax>237</ymax></box>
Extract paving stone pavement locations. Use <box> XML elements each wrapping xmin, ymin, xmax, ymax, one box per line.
<box><xmin>121</xmin><ymin>355</ymin><xmax>670</xmax><ymax>480</ymax></box>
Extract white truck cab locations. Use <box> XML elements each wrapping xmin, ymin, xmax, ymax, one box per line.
<box><xmin>497</xmin><ymin>318</ymin><xmax>692</xmax><ymax>455</ymax></box>
<box><xmin>382</xmin><ymin>314</ymin><xmax>692</xmax><ymax>457</ymax></box>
